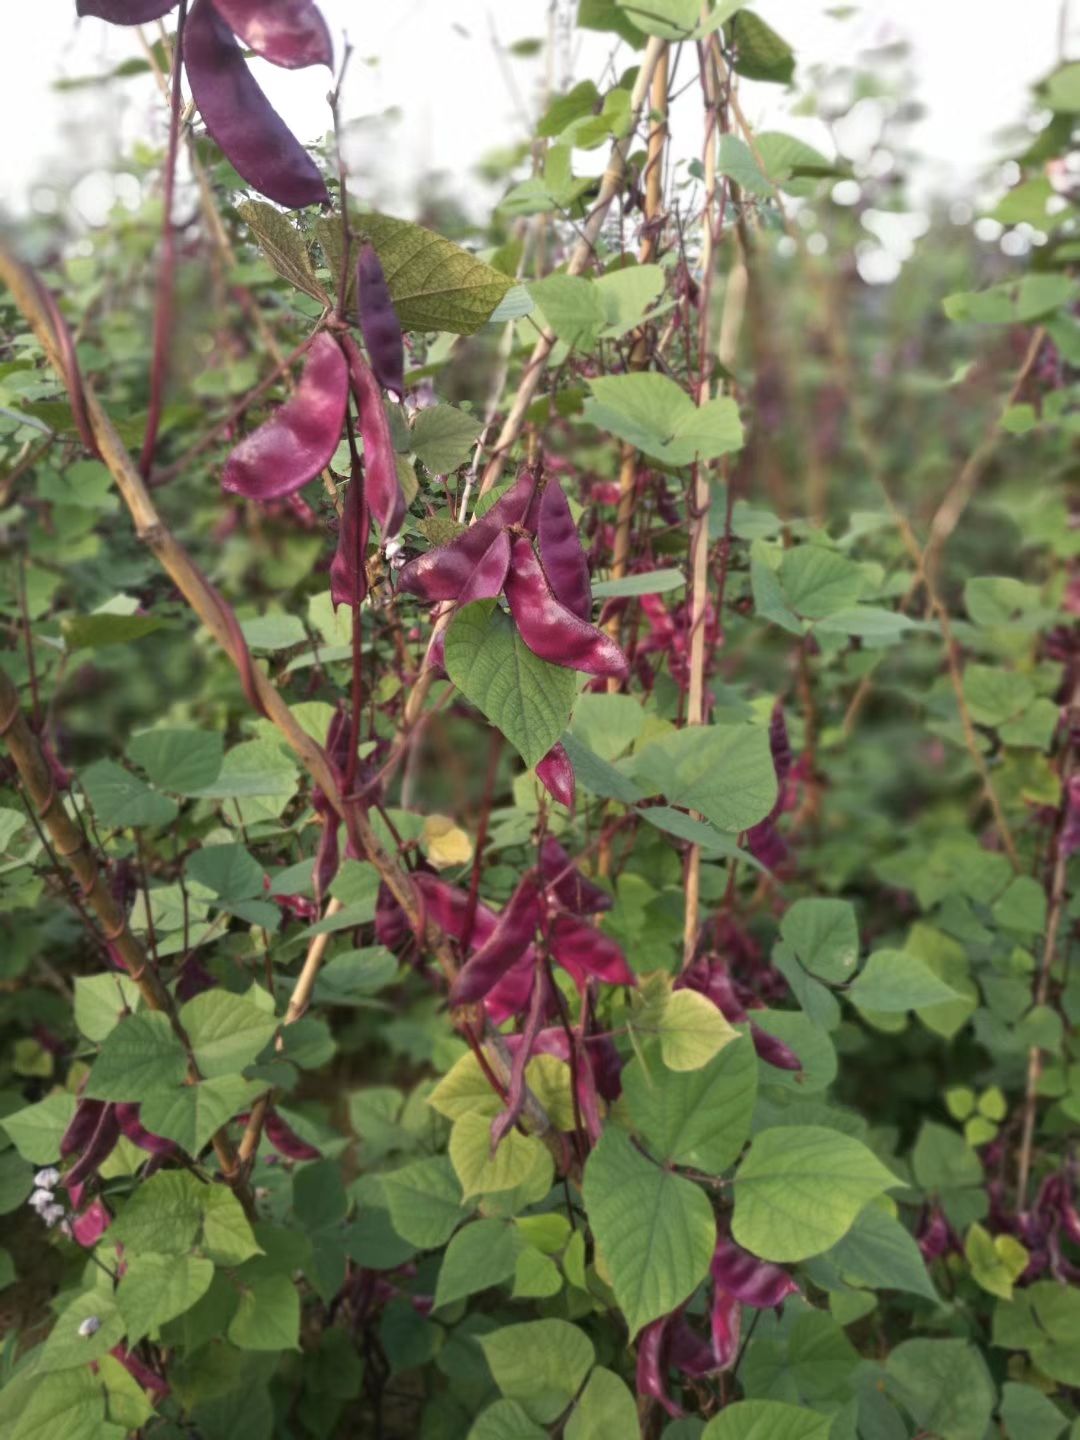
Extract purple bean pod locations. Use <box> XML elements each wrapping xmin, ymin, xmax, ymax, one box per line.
<box><xmin>549</xmin><ymin>913</ymin><xmax>635</xmax><ymax>989</ymax></box>
<box><xmin>504</xmin><ymin>536</ymin><xmax>629</xmax><ymax>680</ymax></box>
<box><xmin>222</xmin><ymin>333</ymin><xmax>347</xmax><ymax>500</ymax></box>
<box><xmin>749</xmin><ymin>1023</ymin><xmax>802</xmax><ymax>1072</ymax></box>
<box><xmin>63</xmin><ymin>1102</ymin><xmax>121</xmax><ymax>1188</ymax></box>
<box><xmin>535</xmin><ymin>741</ymin><xmax>575</xmax><ymax>810</ymax></box>
<box><xmin>185</xmin><ymin>0</ymin><xmax>329</xmax><ymax>208</ymax></box>
<box><xmin>341</xmin><ymin>336</ymin><xmax>406</xmax><ymax>540</ymax></box>
<box><xmin>490</xmin><ymin>964</ymin><xmax>550</xmax><ymax>1149</ymax></box>
<box><xmin>357</xmin><ymin>241</ymin><xmax>405</xmax><ymax>400</ymax></box>
<box><xmin>710</xmin><ymin>1236</ymin><xmax>799</xmax><ymax>1309</ymax></box>
<box><xmin>61</xmin><ymin>1098</ymin><xmax>107</xmax><ymax>1158</ymax></box>
<box><xmin>77</xmin><ymin>0</ymin><xmax>178</xmax><ymax>20</ymax></box>
<box><xmin>536</xmin><ymin>481</ymin><xmax>592</xmax><ymax>620</ymax></box>
<box><xmin>115</xmin><ymin>1103</ymin><xmax>177</xmax><ymax>1157</ymax></box>
<box><xmin>396</xmin><ymin>466</ymin><xmax>539</xmax><ymax>603</ymax></box>
<box><xmin>330</xmin><ymin>452</ymin><xmax>370</xmax><ymax>609</ymax></box>
<box><xmin>265</xmin><ymin>1109</ymin><xmax>321</xmax><ymax>1160</ymax></box>
<box><xmin>448</xmin><ymin>872</ymin><xmax>541</xmax><ymax>1006</ymax></box>
<box><xmin>539</xmin><ymin>836</ymin><xmax>612</xmax><ymax>916</ymax></box>
<box><xmin>635</xmin><ymin>1317</ymin><xmax>682</xmax><ymax>1418</ymax></box>
<box><xmin>209</xmin><ymin>0</ymin><xmax>332</xmax><ymax>68</ymax></box>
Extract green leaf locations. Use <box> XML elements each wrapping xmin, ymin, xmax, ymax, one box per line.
<box><xmin>1</xmin><ymin>1092</ymin><xmax>77</xmax><ymax>1163</ymax></box>
<box><xmin>240</xmin><ymin>614</ymin><xmax>307</xmax><ymax>651</ymax></box>
<box><xmin>186</xmin><ymin>844</ymin><xmax>266</xmax><ymax>903</ymax></box>
<box><xmin>778</xmin><ymin>546</ymin><xmax>862</xmax><ymax>619</ymax></box>
<box><xmin>824</xmin><ymin>1204</ymin><xmax>938</xmax><ymax>1300</ymax></box>
<box><xmin>565</xmin><ymin>1367</ymin><xmax>639</xmax><ymax>1440</ymax></box>
<box><xmin>449</xmin><ymin>1111</ymin><xmax>553</xmax><ymax>1201</ymax></box>
<box><xmin>1041</xmin><ymin>61</ymin><xmax>1080</xmax><ymax>111</ymax></box>
<box><xmin>537</xmin><ymin>80</ymin><xmax>601</xmax><ymax>138</ymax></box>
<box><xmin>591</xmin><ymin>567</ymin><xmax>684</xmax><ymax>598</ymax></box>
<box><xmin>583</xmin><ymin>372</ymin><xmax>743</xmax><ymax>468</ymax></box>
<box><xmin>732</xmin><ymin>1125</ymin><xmax>898</xmax><ymax>1261</ymax></box>
<box><xmin>717</xmin><ymin>134</ymin><xmax>773</xmax><ymax>198</ymax></box>
<box><xmin>631</xmin><ymin>723</ymin><xmax>777</xmax><ymax>832</ymax></box>
<box><xmin>180</xmin><ymin>990</ymin><xmax>279</xmax><ymax>1079</ymax></box>
<box><xmin>140</xmin><ymin>1076</ymin><xmax>267</xmax><ymax>1155</ymax></box>
<box><xmin>201</xmin><ymin>1184</ymin><xmax>262</xmax><ymax>1265</ymax></box>
<box><xmin>999</xmin><ymin>1382</ymin><xmax>1068</xmax><ymax>1440</ymax></box>
<box><xmin>653</xmin><ymin>987</ymin><xmax>740</xmax><ymax>1070</ymax></box>
<box><xmin>561</xmin><ymin>732</ymin><xmax>644</xmax><ymax>804</ymax></box>
<box><xmin>615</xmin><ymin>0</ymin><xmax>700</xmax><ymax>38</ymax></box>
<box><xmin>382</xmin><ymin>1155</ymin><xmax>471</xmax><ymax>1248</ymax></box>
<box><xmin>727</xmin><ymin>11</ymin><xmax>795</xmax><ymax>82</ymax></box>
<box><xmin>410</xmin><ymin>404</ymin><xmax>484</xmax><ymax>472</ymax></box>
<box><xmin>435</xmin><ymin>1219</ymin><xmax>519</xmax><ymax>1308</ymax></box>
<box><xmin>469</xmin><ymin>1400</ymin><xmax>549</xmax><ymax>1440</ymax></box>
<box><xmin>885</xmin><ymin>1339</ymin><xmax>995</xmax><ymax>1440</ymax></box>
<box><xmin>445</xmin><ymin>601</ymin><xmax>577</xmax><ymax>768</ymax></box>
<box><xmin>780</xmin><ymin>898</ymin><xmax>859</xmax><ymax>984</ymax></box>
<box><xmin>117</xmin><ymin>1253</ymin><xmax>215</xmax><ymax>1344</ymax></box>
<box><xmin>529</xmin><ymin>274</ymin><xmax>607</xmax><ymax>350</ymax></box>
<box><xmin>73</xmin><ymin>974</ymin><xmax>143</xmax><ymax>1043</ymax></box>
<box><xmin>622</xmin><ymin>1030</ymin><xmax>757</xmax><ymax>1172</ymax></box>
<box><xmin>595</xmin><ymin>263</ymin><xmax>665</xmax><ymax>336</ymax></box>
<box><xmin>38</xmin><ymin>1290</ymin><xmax>126</xmax><ymax>1374</ymax></box>
<box><xmin>477</xmin><ymin>1319</ymin><xmax>595</xmax><ymax>1423</ymax></box>
<box><xmin>79</xmin><ymin>759</ymin><xmax>178</xmax><ymax>829</ymax></box>
<box><xmin>109</xmin><ymin>1170</ymin><xmax>205</xmax><ymax>1254</ymax></box>
<box><xmin>582</xmin><ymin>1126</ymin><xmax>715</xmax><ymax>1336</ymax></box>
<box><xmin>848</xmin><ymin>950</ymin><xmax>961</xmax><ymax>1013</ymax></box>
<box><xmin>236</xmin><ymin>200</ymin><xmax>327</xmax><ymax>301</ymax></box>
<box><xmin>228</xmin><ymin>1272</ymin><xmax>300</xmax><ymax>1351</ymax></box>
<box><xmin>703</xmin><ymin>1400</ymin><xmax>831</xmax><ymax>1440</ymax></box>
<box><xmin>964</xmin><ymin>1221</ymin><xmax>1028</xmax><ymax>1300</ymax></box>
<box><xmin>86</xmin><ymin>1011</ymin><xmax>189</xmax><ymax>1100</ymax></box>
<box><xmin>62</xmin><ymin>612</ymin><xmax>165</xmax><ymax>651</ymax></box>
<box><xmin>360</xmin><ymin>212</ymin><xmax>514</xmax><ymax>334</ymax></box>
<box><xmin>943</xmin><ymin>274</ymin><xmax>1076</xmax><ymax>325</ymax></box>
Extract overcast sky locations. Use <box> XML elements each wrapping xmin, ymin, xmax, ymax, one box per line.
<box><xmin>0</xmin><ymin>1</ymin><xmax>1072</xmax><ymax>224</ymax></box>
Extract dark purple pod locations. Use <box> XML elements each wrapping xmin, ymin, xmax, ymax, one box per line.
<box><xmin>549</xmin><ymin>913</ymin><xmax>635</xmax><ymax>989</ymax></box>
<box><xmin>185</xmin><ymin>0</ymin><xmax>329</xmax><ymax>208</ymax></box>
<box><xmin>539</xmin><ymin>836</ymin><xmax>612</xmax><ymax>916</ymax></box>
<box><xmin>710</xmin><ymin>1237</ymin><xmax>799</xmax><ymax>1309</ymax></box>
<box><xmin>77</xmin><ymin>0</ymin><xmax>177</xmax><ymax>20</ymax></box>
<box><xmin>330</xmin><ymin>454</ymin><xmax>370</xmax><ymax>610</ymax></box>
<box><xmin>115</xmin><ymin>1103</ymin><xmax>177</xmax><ymax>1157</ymax></box>
<box><xmin>357</xmin><ymin>242</ymin><xmax>405</xmax><ymax>400</ymax></box>
<box><xmin>396</xmin><ymin>467</ymin><xmax>539</xmax><ymax>603</ymax></box>
<box><xmin>210</xmin><ymin>0</ymin><xmax>332</xmax><ymax>69</ymax></box>
<box><xmin>749</xmin><ymin>1023</ymin><xmax>801</xmax><ymax>1072</ymax></box>
<box><xmin>536</xmin><ymin>742</ymin><xmax>575</xmax><ymax>810</ymax></box>
<box><xmin>222</xmin><ymin>333</ymin><xmax>347</xmax><ymax>500</ymax></box>
<box><xmin>342</xmin><ymin>337</ymin><xmax>406</xmax><ymax>539</ymax></box>
<box><xmin>490</xmin><ymin>965</ymin><xmax>549</xmax><ymax>1149</ymax></box>
<box><xmin>456</xmin><ymin>529</ymin><xmax>513</xmax><ymax>608</ymax></box>
<box><xmin>413</xmin><ymin>872</ymin><xmax>499</xmax><ymax>950</ymax></box>
<box><xmin>483</xmin><ymin>953</ymin><xmax>537</xmax><ymax>1025</ymax></box>
<box><xmin>266</xmin><ymin>1109</ymin><xmax>321</xmax><ymax>1160</ymax></box>
<box><xmin>61</xmin><ymin>1098</ymin><xmax>107</xmax><ymax>1158</ymax></box>
<box><xmin>505</xmin><ymin>537</ymin><xmax>629</xmax><ymax>680</ymax></box>
<box><xmin>64</xmin><ymin>1103</ymin><xmax>121</xmax><ymax>1189</ymax></box>
<box><xmin>449</xmin><ymin>873</ymin><xmax>541</xmax><ymax>1007</ymax></box>
<box><xmin>670</xmin><ymin>1316</ymin><xmax>718</xmax><ymax>1378</ymax></box>
<box><xmin>709</xmin><ymin>1290</ymin><xmax>741</xmax><ymax>1370</ymax></box>
<box><xmin>536</xmin><ymin>482</ymin><xmax>591</xmax><ymax>621</ymax></box>
<box><xmin>636</xmin><ymin>1317</ymin><xmax>681</xmax><ymax>1418</ymax></box>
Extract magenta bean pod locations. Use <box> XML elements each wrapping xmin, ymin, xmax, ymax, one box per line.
<box><xmin>330</xmin><ymin>453</ymin><xmax>371</xmax><ymax>610</ymax></box>
<box><xmin>341</xmin><ymin>336</ymin><xmax>406</xmax><ymax>540</ymax></box>
<box><xmin>449</xmin><ymin>872</ymin><xmax>541</xmax><ymax>1006</ymax></box>
<box><xmin>115</xmin><ymin>1103</ymin><xmax>177</xmax><ymax>1157</ymax></box>
<box><xmin>210</xmin><ymin>0</ymin><xmax>332</xmax><ymax>68</ymax></box>
<box><xmin>549</xmin><ymin>912</ymin><xmax>635</xmax><ymax>989</ymax></box>
<box><xmin>185</xmin><ymin>0</ymin><xmax>329</xmax><ymax>208</ymax></box>
<box><xmin>357</xmin><ymin>242</ymin><xmax>405</xmax><ymax>400</ymax></box>
<box><xmin>64</xmin><ymin>1102</ymin><xmax>121</xmax><ymax>1188</ymax></box>
<box><xmin>222</xmin><ymin>333</ymin><xmax>347</xmax><ymax>500</ymax></box>
<box><xmin>535</xmin><ymin>741</ymin><xmax>575</xmax><ymax>810</ymax></box>
<box><xmin>504</xmin><ymin>536</ymin><xmax>629</xmax><ymax>680</ymax></box>
<box><xmin>60</xmin><ymin>1097</ymin><xmax>107</xmax><ymax>1158</ymax></box>
<box><xmin>536</xmin><ymin>481</ymin><xmax>592</xmax><ymax>620</ymax></box>
<box><xmin>265</xmin><ymin>1109</ymin><xmax>321</xmax><ymax>1159</ymax></box>
<box><xmin>538</xmin><ymin>836</ymin><xmax>612</xmax><ymax>915</ymax></box>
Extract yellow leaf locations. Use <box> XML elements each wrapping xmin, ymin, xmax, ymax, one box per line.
<box><xmin>422</xmin><ymin>814</ymin><xmax>474</xmax><ymax>869</ymax></box>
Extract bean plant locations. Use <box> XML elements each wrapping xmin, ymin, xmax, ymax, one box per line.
<box><xmin>0</xmin><ymin>1</ymin><xmax>1079</xmax><ymax>1437</ymax></box>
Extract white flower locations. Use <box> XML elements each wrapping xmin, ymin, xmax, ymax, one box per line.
<box><xmin>77</xmin><ymin>1316</ymin><xmax>101</xmax><ymax>1338</ymax></box>
<box><xmin>384</xmin><ymin>537</ymin><xmax>404</xmax><ymax>564</ymax></box>
<box><xmin>28</xmin><ymin>1188</ymin><xmax>55</xmax><ymax>1212</ymax></box>
<box><xmin>41</xmin><ymin>1203</ymin><xmax>67</xmax><ymax>1229</ymax></box>
<box><xmin>34</xmin><ymin>1167</ymin><xmax>60</xmax><ymax>1188</ymax></box>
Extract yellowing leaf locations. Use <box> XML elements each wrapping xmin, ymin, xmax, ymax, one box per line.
<box><xmin>422</xmin><ymin>814</ymin><xmax>474</xmax><ymax>869</ymax></box>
